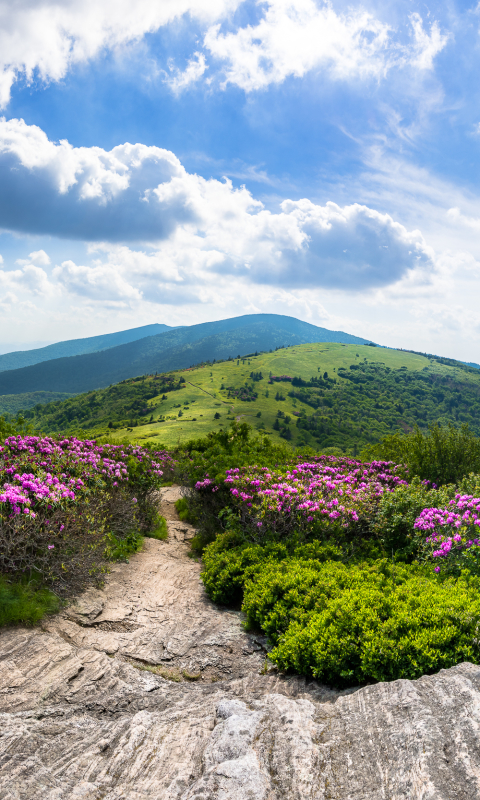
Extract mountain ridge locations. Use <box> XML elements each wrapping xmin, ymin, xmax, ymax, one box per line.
<box><xmin>0</xmin><ymin>323</ymin><xmax>175</xmax><ymax>373</ymax></box>
<box><xmin>0</xmin><ymin>314</ymin><xmax>372</xmax><ymax>397</ymax></box>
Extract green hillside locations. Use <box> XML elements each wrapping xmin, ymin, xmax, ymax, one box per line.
<box><xmin>23</xmin><ymin>342</ymin><xmax>480</xmax><ymax>452</ymax></box>
<box><xmin>0</xmin><ymin>314</ymin><xmax>372</xmax><ymax>396</ymax></box>
<box><xmin>0</xmin><ymin>391</ymin><xmax>74</xmax><ymax>417</ymax></box>
<box><xmin>0</xmin><ymin>323</ymin><xmax>173</xmax><ymax>373</ymax></box>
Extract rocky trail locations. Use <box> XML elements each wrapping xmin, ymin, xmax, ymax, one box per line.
<box><xmin>1</xmin><ymin>488</ymin><xmax>480</xmax><ymax>798</ymax></box>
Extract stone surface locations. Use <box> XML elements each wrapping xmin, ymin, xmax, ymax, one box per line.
<box><xmin>1</xmin><ymin>486</ymin><xmax>480</xmax><ymax>798</ymax></box>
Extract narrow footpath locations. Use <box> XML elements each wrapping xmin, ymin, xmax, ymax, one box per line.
<box><xmin>0</xmin><ymin>488</ymin><xmax>480</xmax><ymax>798</ymax></box>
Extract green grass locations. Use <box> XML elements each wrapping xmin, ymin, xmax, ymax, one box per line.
<box><xmin>0</xmin><ymin>577</ymin><xmax>61</xmax><ymax>627</ymax></box>
<box><xmin>22</xmin><ymin>341</ymin><xmax>480</xmax><ymax>454</ymax></box>
<box><xmin>145</xmin><ymin>515</ymin><xmax>168</xmax><ymax>540</ymax></box>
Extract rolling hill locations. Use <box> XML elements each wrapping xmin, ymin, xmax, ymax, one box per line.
<box><xmin>25</xmin><ymin>341</ymin><xmax>480</xmax><ymax>454</ymax></box>
<box><xmin>0</xmin><ymin>323</ymin><xmax>175</xmax><ymax>373</ymax></box>
<box><xmin>0</xmin><ymin>314</ymin><xmax>373</xmax><ymax>400</ymax></box>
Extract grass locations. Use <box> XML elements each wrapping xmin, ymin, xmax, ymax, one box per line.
<box><xmin>144</xmin><ymin>515</ymin><xmax>168</xmax><ymax>540</ymax></box>
<box><xmin>0</xmin><ymin>576</ymin><xmax>61</xmax><ymax>626</ymax></box>
<box><xmin>90</xmin><ymin>343</ymin><xmax>434</xmax><ymax>447</ymax></box>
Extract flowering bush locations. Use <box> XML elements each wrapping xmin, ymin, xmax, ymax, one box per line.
<box><xmin>415</xmin><ymin>493</ymin><xmax>480</xmax><ymax>575</ymax></box>
<box><xmin>196</xmin><ymin>455</ymin><xmax>406</xmax><ymax>544</ymax></box>
<box><xmin>0</xmin><ymin>435</ymin><xmax>174</xmax><ymax>593</ymax></box>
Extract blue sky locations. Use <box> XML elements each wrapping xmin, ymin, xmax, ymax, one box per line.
<box><xmin>0</xmin><ymin>0</ymin><xmax>479</xmax><ymax>359</ymax></box>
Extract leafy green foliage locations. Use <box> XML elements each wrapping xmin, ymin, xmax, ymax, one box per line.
<box><xmin>25</xmin><ymin>374</ymin><xmax>184</xmax><ymax>434</ymax></box>
<box><xmin>0</xmin><ymin>577</ymin><xmax>61</xmax><ymax>627</ymax></box>
<box><xmin>365</xmin><ymin>423</ymin><xmax>480</xmax><ymax>484</ymax></box>
<box><xmin>374</xmin><ymin>479</ymin><xmax>456</xmax><ymax>561</ymax></box>
<box><xmin>174</xmin><ymin>497</ymin><xmax>198</xmax><ymax>525</ymax></box>
<box><xmin>242</xmin><ymin>559</ymin><xmax>480</xmax><ymax>686</ymax></box>
<box><xmin>295</xmin><ymin>359</ymin><xmax>480</xmax><ymax>451</ymax></box>
<box><xmin>104</xmin><ymin>530</ymin><xmax>144</xmax><ymax>561</ymax></box>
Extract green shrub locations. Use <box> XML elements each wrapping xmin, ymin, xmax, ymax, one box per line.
<box><xmin>0</xmin><ymin>577</ymin><xmax>61</xmax><ymax>627</ymax></box>
<box><xmin>201</xmin><ymin>533</ymin><xmax>289</xmax><ymax>604</ymax></box>
<box><xmin>104</xmin><ymin>530</ymin><xmax>143</xmax><ymax>561</ymax></box>
<box><xmin>242</xmin><ymin>558</ymin><xmax>480</xmax><ymax>686</ymax></box>
<box><xmin>364</xmin><ymin>423</ymin><xmax>480</xmax><ymax>485</ymax></box>
<box><xmin>374</xmin><ymin>478</ymin><xmax>455</xmax><ymax>561</ymax></box>
<box><xmin>201</xmin><ymin>534</ymin><xmax>343</xmax><ymax>605</ymax></box>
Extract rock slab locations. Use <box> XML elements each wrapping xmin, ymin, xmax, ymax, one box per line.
<box><xmin>1</xmin><ymin>487</ymin><xmax>480</xmax><ymax>799</ymax></box>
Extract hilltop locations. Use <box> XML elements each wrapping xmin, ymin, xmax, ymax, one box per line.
<box><xmin>25</xmin><ymin>341</ymin><xmax>480</xmax><ymax>452</ymax></box>
<box><xmin>0</xmin><ymin>314</ymin><xmax>373</xmax><ymax>401</ymax></box>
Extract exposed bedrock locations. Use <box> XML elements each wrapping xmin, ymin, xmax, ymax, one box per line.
<box><xmin>0</xmin><ymin>486</ymin><xmax>480</xmax><ymax>799</ymax></box>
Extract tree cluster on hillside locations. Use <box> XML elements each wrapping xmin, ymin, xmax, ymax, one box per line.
<box><xmin>21</xmin><ymin>374</ymin><xmax>186</xmax><ymax>433</ymax></box>
<box><xmin>291</xmin><ymin>361</ymin><xmax>480</xmax><ymax>452</ymax></box>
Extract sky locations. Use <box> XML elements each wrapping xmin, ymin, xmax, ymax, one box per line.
<box><xmin>1</xmin><ymin>0</ymin><xmax>480</xmax><ymax>360</ymax></box>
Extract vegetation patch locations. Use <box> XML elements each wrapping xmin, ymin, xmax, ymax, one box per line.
<box><xmin>0</xmin><ymin>577</ymin><xmax>61</xmax><ymax>627</ymax></box>
<box><xmin>174</xmin><ymin>421</ymin><xmax>480</xmax><ymax>686</ymax></box>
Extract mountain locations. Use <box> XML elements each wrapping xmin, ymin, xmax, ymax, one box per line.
<box><xmin>0</xmin><ymin>314</ymin><xmax>372</xmax><ymax>397</ymax></box>
<box><xmin>0</xmin><ymin>323</ymin><xmax>175</xmax><ymax>373</ymax></box>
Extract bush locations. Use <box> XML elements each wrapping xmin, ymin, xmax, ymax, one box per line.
<box><xmin>374</xmin><ymin>478</ymin><xmax>455</xmax><ymax>561</ymax></box>
<box><xmin>175</xmin><ymin>422</ymin><xmax>304</xmax><ymax>550</ymax></box>
<box><xmin>0</xmin><ymin>435</ymin><xmax>173</xmax><ymax>594</ymax></box>
<box><xmin>175</xmin><ymin>497</ymin><xmax>198</xmax><ymax>525</ymax></box>
<box><xmin>242</xmin><ymin>558</ymin><xmax>480</xmax><ymax>686</ymax></box>
<box><xmin>364</xmin><ymin>423</ymin><xmax>480</xmax><ymax>485</ymax></box>
<box><xmin>201</xmin><ymin>533</ymin><xmax>342</xmax><ymax>605</ymax></box>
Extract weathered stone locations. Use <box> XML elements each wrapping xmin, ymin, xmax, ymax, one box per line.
<box><xmin>1</xmin><ymin>486</ymin><xmax>480</xmax><ymax>798</ymax></box>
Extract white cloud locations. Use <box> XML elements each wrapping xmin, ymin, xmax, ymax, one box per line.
<box><xmin>53</xmin><ymin>260</ymin><xmax>142</xmax><ymax>303</ymax></box>
<box><xmin>205</xmin><ymin>1</ymin><xmax>447</xmax><ymax>92</ymax></box>
<box><xmin>0</xmin><ymin>0</ymin><xmax>449</xmax><ymax>105</ymax></box>
<box><xmin>166</xmin><ymin>53</ymin><xmax>208</xmax><ymax>94</ymax></box>
<box><xmin>0</xmin><ymin>0</ymin><xmax>240</xmax><ymax>107</ymax></box>
<box><xmin>0</xmin><ymin>263</ymin><xmax>55</xmax><ymax>298</ymax></box>
<box><xmin>28</xmin><ymin>249</ymin><xmax>51</xmax><ymax>265</ymax></box>
<box><xmin>409</xmin><ymin>12</ymin><xmax>449</xmax><ymax>70</ymax></box>
<box><xmin>0</xmin><ymin>118</ymin><xmax>434</xmax><ymax>292</ymax></box>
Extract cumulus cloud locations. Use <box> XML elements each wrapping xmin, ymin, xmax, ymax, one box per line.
<box><xmin>0</xmin><ymin>118</ymin><xmax>434</xmax><ymax>292</ymax></box>
<box><xmin>0</xmin><ymin>262</ymin><xmax>54</xmax><ymax>298</ymax></box>
<box><xmin>0</xmin><ymin>0</ymin><xmax>239</xmax><ymax>106</ymax></box>
<box><xmin>205</xmin><ymin>2</ymin><xmax>448</xmax><ymax>91</ymax></box>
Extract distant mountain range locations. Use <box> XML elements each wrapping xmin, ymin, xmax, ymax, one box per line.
<box><xmin>0</xmin><ymin>314</ymin><xmax>373</xmax><ymax>398</ymax></box>
<box><xmin>0</xmin><ymin>323</ymin><xmax>175</xmax><ymax>373</ymax></box>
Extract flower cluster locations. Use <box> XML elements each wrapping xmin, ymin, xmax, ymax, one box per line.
<box><xmin>196</xmin><ymin>455</ymin><xmax>406</xmax><ymax>541</ymax></box>
<box><xmin>0</xmin><ymin>435</ymin><xmax>175</xmax><ymax>587</ymax></box>
<box><xmin>415</xmin><ymin>494</ymin><xmax>480</xmax><ymax>572</ymax></box>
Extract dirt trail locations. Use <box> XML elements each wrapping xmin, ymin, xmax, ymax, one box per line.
<box><xmin>1</xmin><ymin>488</ymin><xmax>480</xmax><ymax>798</ymax></box>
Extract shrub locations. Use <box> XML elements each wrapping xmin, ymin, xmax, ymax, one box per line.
<box><xmin>201</xmin><ymin>533</ymin><xmax>342</xmax><ymax>605</ymax></box>
<box><xmin>374</xmin><ymin>478</ymin><xmax>455</xmax><ymax>561</ymax></box>
<box><xmin>145</xmin><ymin>514</ymin><xmax>168</xmax><ymax>540</ymax></box>
<box><xmin>364</xmin><ymin>423</ymin><xmax>480</xmax><ymax>485</ymax></box>
<box><xmin>175</xmin><ymin>497</ymin><xmax>198</xmax><ymax>525</ymax></box>
<box><xmin>242</xmin><ymin>558</ymin><xmax>480</xmax><ymax>686</ymax></box>
<box><xmin>0</xmin><ymin>435</ymin><xmax>173</xmax><ymax>594</ymax></box>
